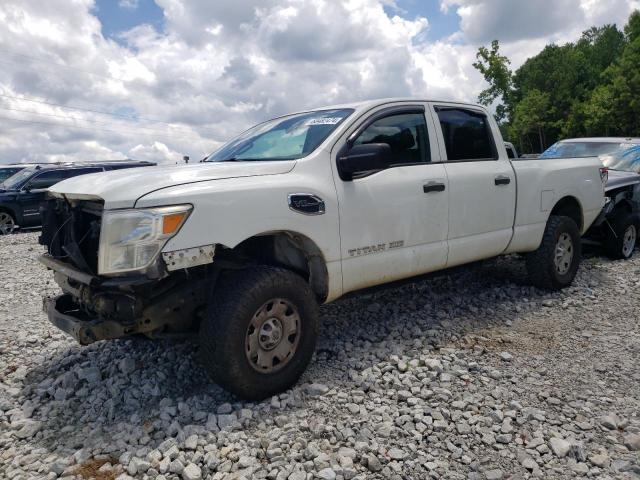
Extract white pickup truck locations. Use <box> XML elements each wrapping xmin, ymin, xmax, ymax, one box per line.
<box><xmin>39</xmin><ymin>98</ymin><xmax>605</xmax><ymax>399</ymax></box>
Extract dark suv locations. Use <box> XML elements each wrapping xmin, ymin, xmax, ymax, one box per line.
<box><xmin>0</xmin><ymin>160</ymin><xmax>155</xmax><ymax>233</ymax></box>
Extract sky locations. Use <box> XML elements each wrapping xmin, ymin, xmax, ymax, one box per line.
<box><xmin>0</xmin><ymin>0</ymin><xmax>638</xmax><ymax>164</ymax></box>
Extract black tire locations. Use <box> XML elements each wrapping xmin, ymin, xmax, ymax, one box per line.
<box><xmin>199</xmin><ymin>266</ymin><xmax>319</xmax><ymax>400</ymax></box>
<box><xmin>604</xmin><ymin>210</ymin><xmax>637</xmax><ymax>259</ymax></box>
<box><xmin>526</xmin><ymin>215</ymin><xmax>581</xmax><ymax>290</ymax></box>
<box><xmin>0</xmin><ymin>210</ymin><xmax>16</xmax><ymax>235</ymax></box>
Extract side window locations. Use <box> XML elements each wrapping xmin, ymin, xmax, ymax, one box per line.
<box><xmin>62</xmin><ymin>168</ymin><xmax>103</xmax><ymax>179</ymax></box>
<box><xmin>105</xmin><ymin>165</ymin><xmax>138</xmax><ymax>170</ymax></box>
<box><xmin>354</xmin><ymin>113</ymin><xmax>430</xmax><ymax>165</ymax></box>
<box><xmin>26</xmin><ymin>171</ymin><xmax>66</xmax><ymax>189</ymax></box>
<box><xmin>26</xmin><ymin>168</ymin><xmax>102</xmax><ymax>190</ymax></box>
<box><xmin>435</xmin><ymin>107</ymin><xmax>496</xmax><ymax>161</ymax></box>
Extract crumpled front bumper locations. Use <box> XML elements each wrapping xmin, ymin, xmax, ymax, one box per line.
<box><xmin>43</xmin><ymin>294</ymin><xmax>137</xmax><ymax>345</ymax></box>
<box><xmin>40</xmin><ymin>253</ymin><xmax>210</xmax><ymax>345</ymax></box>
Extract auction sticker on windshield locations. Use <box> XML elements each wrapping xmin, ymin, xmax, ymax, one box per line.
<box><xmin>305</xmin><ymin>117</ymin><xmax>343</xmax><ymax>125</ymax></box>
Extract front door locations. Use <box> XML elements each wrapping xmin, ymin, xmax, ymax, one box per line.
<box><xmin>332</xmin><ymin>105</ymin><xmax>449</xmax><ymax>294</ymax></box>
<box><xmin>429</xmin><ymin>104</ymin><xmax>516</xmax><ymax>266</ymax></box>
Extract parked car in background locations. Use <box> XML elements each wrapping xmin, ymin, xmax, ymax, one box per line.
<box><xmin>39</xmin><ymin>98</ymin><xmax>605</xmax><ymax>399</ymax></box>
<box><xmin>540</xmin><ymin>137</ymin><xmax>640</xmax><ymax>161</ymax></box>
<box><xmin>541</xmin><ymin>138</ymin><xmax>640</xmax><ymax>259</ymax></box>
<box><xmin>0</xmin><ymin>160</ymin><xmax>155</xmax><ymax>234</ymax></box>
<box><xmin>504</xmin><ymin>142</ymin><xmax>518</xmax><ymax>159</ymax></box>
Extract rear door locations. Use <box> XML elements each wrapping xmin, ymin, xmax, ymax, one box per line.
<box><xmin>429</xmin><ymin>104</ymin><xmax>516</xmax><ymax>266</ymax></box>
<box><xmin>332</xmin><ymin>103</ymin><xmax>450</xmax><ymax>294</ymax></box>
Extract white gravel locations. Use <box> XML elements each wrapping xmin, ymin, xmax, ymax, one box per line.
<box><xmin>1</xmin><ymin>232</ymin><xmax>639</xmax><ymax>479</ymax></box>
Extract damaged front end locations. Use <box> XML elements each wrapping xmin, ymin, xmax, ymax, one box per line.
<box><xmin>39</xmin><ymin>197</ymin><xmax>212</xmax><ymax>344</ymax></box>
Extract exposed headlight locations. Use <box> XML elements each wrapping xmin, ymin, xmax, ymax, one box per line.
<box><xmin>98</xmin><ymin>205</ymin><xmax>192</xmax><ymax>275</ymax></box>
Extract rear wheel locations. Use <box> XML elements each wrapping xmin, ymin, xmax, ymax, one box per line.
<box><xmin>604</xmin><ymin>210</ymin><xmax>637</xmax><ymax>259</ymax></box>
<box><xmin>199</xmin><ymin>266</ymin><xmax>319</xmax><ymax>400</ymax></box>
<box><xmin>526</xmin><ymin>215</ymin><xmax>581</xmax><ymax>290</ymax></box>
<box><xmin>0</xmin><ymin>211</ymin><xmax>16</xmax><ymax>235</ymax></box>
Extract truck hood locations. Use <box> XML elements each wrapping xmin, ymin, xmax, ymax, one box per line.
<box><xmin>49</xmin><ymin>161</ymin><xmax>296</xmax><ymax>209</ymax></box>
<box><xmin>605</xmin><ymin>169</ymin><xmax>640</xmax><ymax>192</ymax></box>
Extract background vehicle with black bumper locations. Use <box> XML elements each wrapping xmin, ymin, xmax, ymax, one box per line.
<box><xmin>0</xmin><ymin>160</ymin><xmax>155</xmax><ymax>234</ymax></box>
<box><xmin>38</xmin><ymin>98</ymin><xmax>606</xmax><ymax>400</ymax></box>
<box><xmin>541</xmin><ymin>138</ymin><xmax>640</xmax><ymax>259</ymax></box>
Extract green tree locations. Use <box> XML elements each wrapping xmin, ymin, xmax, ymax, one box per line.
<box><xmin>625</xmin><ymin>10</ymin><xmax>640</xmax><ymax>41</ymax></box>
<box><xmin>472</xmin><ymin>40</ymin><xmax>512</xmax><ymax>123</ymax></box>
<box><xmin>511</xmin><ymin>43</ymin><xmax>592</xmax><ymax>143</ymax></box>
<box><xmin>511</xmin><ymin>90</ymin><xmax>550</xmax><ymax>152</ymax></box>
<box><xmin>576</xmin><ymin>24</ymin><xmax>625</xmax><ymax>86</ymax></box>
<box><xmin>582</xmin><ymin>85</ymin><xmax>616</xmax><ymax>135</ymax></box>
<box><xmin>604</xmin><ymin>36</ymin><xmax>640</xmax><ymax>135</ymax></box>
<box><xmin>472</xmin><ymin>9</ymin><xmax>640</xmax><ymax>151</ymax></box>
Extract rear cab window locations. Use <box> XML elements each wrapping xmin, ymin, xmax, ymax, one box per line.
<box><xmin>434</xmin><ymin>107</ymin><xmax>497</xmax><ymax>161</ymax></box>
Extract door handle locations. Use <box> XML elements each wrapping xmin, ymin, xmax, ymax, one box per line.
<box><xmin>423</xmin><ymin>182</ymin><xmax>446</xmax><ymax>193</ymax></box>
<box><xmin>495</xmin><ymin>175</ymin><xmax>511</xmax><ymax>186</ymax></box>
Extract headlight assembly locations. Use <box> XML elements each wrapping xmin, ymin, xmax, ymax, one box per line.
<box><xmin>98</xmin><ymin>205</ymin><xmax>192</xmax><ymax>275</ymax></box>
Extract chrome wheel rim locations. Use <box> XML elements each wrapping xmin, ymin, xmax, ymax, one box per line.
<box><xmin>0</xmin><ymin>212</ymin><xmax>15</xmax><ymax>235</ymax></box>
<box><xmin>554</xmin><ymin>232</ymin><xmax>573</xmax><ymax>275</ymax></box>
<box><xmin>622</xmin><ymin>224</ymin><xmax>637</xmax><ymax>257</ymax></box>
<box><xmin>245</xmin><ymin>298</ymin><xmax>301</xmax><ymax>373</ymax></box>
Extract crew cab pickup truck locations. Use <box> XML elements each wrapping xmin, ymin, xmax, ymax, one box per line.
<box><xmin>38</xmin><ymin>99</ymin><xmax>606</xmax><ymax>399</ymax></box>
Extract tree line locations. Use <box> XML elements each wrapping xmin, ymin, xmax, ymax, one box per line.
<box><xmin>473</xmin><ymin>10</ymin><xmax>640</xmax><ymax>154</ymax></box>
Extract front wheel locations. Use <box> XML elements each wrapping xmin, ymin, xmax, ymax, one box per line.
<box><xmin>526</xmin><ymin>215</ymin><xmax>581</xmax><ymax>290</ymax></box>
<box><xmin>0</xmin><ymin>211</ymin><xmax>16</xmax><ymax>235</ymax></box>
<box><xmin>604</xmin><ymin>210</ymin><xmax>637</xmax><ymax>260</ymax></box>
<box><xmin>199</xmin><ymin>266</ymin><xmax>319</xmax><ymax>400</ymax></box>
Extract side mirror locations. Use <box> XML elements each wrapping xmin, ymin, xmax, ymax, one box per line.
<box><xmin>337</xmin><ymin>143</ymin><xmax>391</xmax><ymax>180</ymax></box>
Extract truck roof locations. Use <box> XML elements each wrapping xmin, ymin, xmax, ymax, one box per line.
<box><xmin>296</xmin><ymin>97</ymin><xmax>485</xmax><ymax>115</ymax></box>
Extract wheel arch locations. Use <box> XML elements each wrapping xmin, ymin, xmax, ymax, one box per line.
<box><xmin>224</xmin><ymin>231</ymin><xmax>330</xmax><ymax>302</ymax></box>
<box><xmin>550</xmin><ymin>196</ymin><xmax>584</xmax><ymax>232</ymax></box>
<box><xmin>0</xmin><ymin>205</ymin><xmax>16</xmax><ymax>218</ymax></box>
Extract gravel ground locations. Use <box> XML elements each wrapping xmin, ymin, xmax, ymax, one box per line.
<box><xmin>1</xmin><ymin>232</ymin><xmax>639</xmax><ymax>480</ymax></box>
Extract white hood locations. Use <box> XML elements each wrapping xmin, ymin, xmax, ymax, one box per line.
<box><xmin>49</xmin><ymin>161</ymin><xmax>296</xmax><ymax>209</ymax></box>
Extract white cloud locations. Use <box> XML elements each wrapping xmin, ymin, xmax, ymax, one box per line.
<box><xmin>441</xmin><ymin>0</ymin><xmax>638</xmax><ymax>45</ymax></box>
<box><xmin>0</xmin><ymin>0</ymin><xmax>637</xmax><ymax>164</ymax></box>
<box><xmin>128</xmin><ymin>141</ymin><xmax>183</xmax><ymax>164</ymax></box>
<box><xmin>118</xmin><ymin>0</ymin><xmax>139</xmax><ymax>9</ymax></box>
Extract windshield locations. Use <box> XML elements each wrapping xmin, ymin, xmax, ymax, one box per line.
<box><xmin>205</xmin><ymin>108</ymin><xmax>354</xmax><ymax>162</ymax></box>
<box><xmin>0</xmin><ymin>167</ymin><xmax>24</xmax><ymax>183</ymax></box>
<box><xmin>539</xmin><ymin>141</ymin><xmax>640</xmax><ymax>172</ymax></box>
<box><xmin>1</xmin><ymin>167</ymin><xmax>35</xmax><ymax>190</ymax></box>
<box><xmin>540</xmin><ymin>141</ymin><xmax>632</xmax><ymax>159</ymax></box>
<box><xmin>601</xmin><ymin>144</ymin><xmax>640</xmax><ymax>172</ymax></box>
